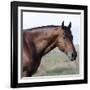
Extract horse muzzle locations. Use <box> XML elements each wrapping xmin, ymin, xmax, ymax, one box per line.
<box><xmin>67</xmin><ymin>51</ymin><xmax>77</xmax><ymax>61</ymax></box>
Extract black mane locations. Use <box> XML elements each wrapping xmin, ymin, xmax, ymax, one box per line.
<box><xmin>23</xmin><ymin>25</ymin><xmax>72</xmax><ymax>35</ymax></box>
<box><xmin>23</xmin><ymin>25</ymin><xmax>60</xmax><ymax>31</ymax></box>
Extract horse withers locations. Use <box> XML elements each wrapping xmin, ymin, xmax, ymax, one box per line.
<box><xmin>23</xmin><ymin>21</ymin><xmax>77</xmax><ymax>77</ymax></box>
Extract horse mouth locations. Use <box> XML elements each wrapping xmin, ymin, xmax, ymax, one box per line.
<box><xmin>70</xmin><ymin>56</ymin><xmax>76</xmax><ymax>61</ymax></box>
<box><xmin>68</xmin><ymin>56</ymin><xmax>76</xmax><ymax>61</ymax></box>
<box><xmin>67</xmin><ymin>52</ymin><xmax>77</xmax><ymax>61</ymax></box>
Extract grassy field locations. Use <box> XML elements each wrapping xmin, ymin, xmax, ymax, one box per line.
<box><xmin>33</xmin><ymin>45</ymin><xmax>79</xmax><ymax>76</ymax></box>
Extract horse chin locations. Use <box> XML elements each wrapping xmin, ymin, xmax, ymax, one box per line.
<box><xmin>70</xmin><ymin>58</ymin><xmax>76</xmax><ymax>61</ymax></box>
<box><xmin>68</xmin><ymin>56</ymin><xmax>75</xmax><ymax>61</ymax></box>
<box><xmin>67</xmin><ymin>53</ymin><xmax>76</xmax><ymax>61</ymax></box>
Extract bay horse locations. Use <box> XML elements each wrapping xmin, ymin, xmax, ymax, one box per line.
<box><xmin>23</xmin><ymin>21</ymin><xmax>77</xmax><ymax>77</ymax></box>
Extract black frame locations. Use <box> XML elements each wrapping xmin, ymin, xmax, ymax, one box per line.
<box><xmin>11</xmin><ymin>1</ymin><xmax>88</xmax><ymax>88</ymax></box>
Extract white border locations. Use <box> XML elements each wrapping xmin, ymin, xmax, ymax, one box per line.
<box><xmin>18</xmin><ymin>6</ymin><xmax>84</xmax><ymax>83</ymax></box>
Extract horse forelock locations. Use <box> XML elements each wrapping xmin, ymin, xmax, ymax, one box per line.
<box><xmin>61</xmin><ymin>26</ymin><xmax>71</xmax><ymax>32</ymax></box>
<box><xmin>61</xmin><ymin>26</ymin><xmax>73</xmax><ymax>40</ymax></box>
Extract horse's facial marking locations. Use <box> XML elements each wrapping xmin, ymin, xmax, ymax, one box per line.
<box><xmin>56</xmin><ymin>21</ymin><xmax>77</xmax><ymax>61</ymax></box>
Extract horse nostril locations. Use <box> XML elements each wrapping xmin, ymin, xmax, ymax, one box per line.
<box><xmin>72</xmin><ymin>53</ymin><xmax>74</xmax><ymax>58</ymax></box>
<box><xmin>72</xmin><ymin>52</ymin><xmax>77</xmax><ymax>59</ymax></box>
<box><xmin>74</xmin><ymin>52</ymin><xmax>77</xmax><ymax>58</ymax></box>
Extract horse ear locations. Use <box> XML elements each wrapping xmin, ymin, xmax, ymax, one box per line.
<box><xmin>68</xmin><ymin>22</ymin><xmax>71</xmax><ymax>29</ymax></box>
<box><xmin>61</xmin><ymin>21</ymin><xmax>64</xmax><ymax>28</ymax></box>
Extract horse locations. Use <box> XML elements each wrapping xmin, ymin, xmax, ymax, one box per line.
<box><xmin>23</xmin><ymin>21</ymin><xmax>77</xmax><ymax>77</ymax></box>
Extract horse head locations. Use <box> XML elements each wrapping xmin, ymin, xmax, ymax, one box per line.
<box><xmin>56</xmin><ymin>21</ymin><xmax>77</xmax><ymax>61</ymax></box>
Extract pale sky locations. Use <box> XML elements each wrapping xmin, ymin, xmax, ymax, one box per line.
<box><xmin>23</xmin><ymin>12</ymin><xmax>80</xmax><ymax>44</ymax></box>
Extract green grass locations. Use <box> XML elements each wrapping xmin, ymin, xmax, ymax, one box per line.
<box><xmin>43</xmin><ymin>49</ymin><xmax>68</xmax><ymax>61</ymax></box>
<box><xmin>44</xmin><ymin>53</ymin><xmax>67</xmax><ymax>61</ymax></box>
<box><xmin>46</xmin><ymin>67</ymin><xmax>79</xmax><ymax>76</ymax></box>
<box><xmin>33</xmin><ymin>46</ymin><xmax>79</xmax><ymax>77</ymax></box>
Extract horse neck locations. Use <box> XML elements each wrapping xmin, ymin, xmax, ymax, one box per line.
<box><xmin>32</xmin><ymin>28</ymin><xmax>60</xmax><ymax>56</ymax></box>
